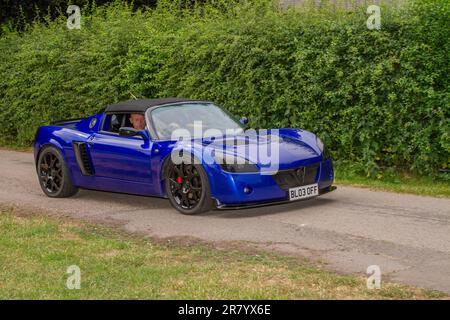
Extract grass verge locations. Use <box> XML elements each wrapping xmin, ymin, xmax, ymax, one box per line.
<box><xmin>335</xmin><ymin>165</ymin><xmax>450</xmax><ymax>198</ymax></box>
<box><xmin>0</xmin><ymin>207</ymin><xmax>445</xmax><ymax>299</ymax></box>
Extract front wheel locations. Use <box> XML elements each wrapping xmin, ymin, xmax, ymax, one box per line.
<box><xmin>37</xmin><ymin>146</ymin><xmax>78</xmax><ymax>198</ymax></box>
<box><xmin>165</xmin><ymin>159</ymin><xmax>213</xmax><ymax>215</ymax></box>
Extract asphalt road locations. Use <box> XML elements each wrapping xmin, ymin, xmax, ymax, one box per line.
<box><xmin>1</xmin><ymin>149</ymin><xmax>449</xmax><ymax>294</ymax></box>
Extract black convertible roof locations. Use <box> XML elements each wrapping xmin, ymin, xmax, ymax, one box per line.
<box><xmin>104</xmin><ymin>98</ymin><xmax>208</xmax><ymax>113</ymax></box>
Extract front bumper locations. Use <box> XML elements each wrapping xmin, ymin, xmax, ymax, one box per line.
<box><xmin>216</xmin><ymin>185</ymin><xmax>336</xmax><ymax>210</ymax></box>
<box><xmin>208</xmin><ymin>158</ymin><xmax>335</xmax><ymax>207</ymax></box>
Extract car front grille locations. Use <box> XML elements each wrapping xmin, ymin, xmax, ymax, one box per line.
<box><xmin>272</xmin><ymin>163</ymin><xmax>320</xmax><ymax>189</ymax></box>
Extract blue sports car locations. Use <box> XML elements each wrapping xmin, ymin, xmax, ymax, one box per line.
<box><xmin>34</xmin><ymin>98</ymin><xmax>335</xmax><ymax>214</ymax></box>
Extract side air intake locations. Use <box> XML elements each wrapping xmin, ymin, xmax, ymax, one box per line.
<box><xmin>73</xmin><ymin>142</ymin><xmax>94</xmax><ymax>176</ymax></box>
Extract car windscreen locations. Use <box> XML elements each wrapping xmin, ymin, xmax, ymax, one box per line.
<box><xmin>149</xmin><ymin>103</ymin><xmax>244</xmax><ymax>140</ymax></box>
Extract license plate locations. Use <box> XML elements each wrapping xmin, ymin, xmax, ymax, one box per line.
<box><xmin>289</xmin><ymin>183</ymin><xmax>319</xmax><ymax>201</ymax></box>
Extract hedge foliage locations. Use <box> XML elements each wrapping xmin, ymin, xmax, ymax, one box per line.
<box><xmin>0</xmin><ymin>0</ymin><xmax>448</xmax><ymax>177</ymax></box>
<box><xmin>0</xmin><ymin>0</ymin><xmax>151</xmax><ymax>31</ymax></box>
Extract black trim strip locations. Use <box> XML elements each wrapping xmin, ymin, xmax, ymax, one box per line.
<box><xmin>52</xmin><ymin>118</ymin><xmax>83</xmax><ymax>126</ymax></box>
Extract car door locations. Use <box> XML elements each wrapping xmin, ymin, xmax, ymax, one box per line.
<box><xmin>89</xmin><ymin>113</ymin><xmax>153</xmax><ymax>185</ymax></box>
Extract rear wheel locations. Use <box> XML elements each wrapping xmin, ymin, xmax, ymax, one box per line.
<box><xmin>165</xmin><ymin>159</ymin><xmax>213</xmax><ymax>215</ymax></box>
<box><xmin>37</xmin><ymin>146</ymin><xmax>78</xmax><ymax>198</ymax></box>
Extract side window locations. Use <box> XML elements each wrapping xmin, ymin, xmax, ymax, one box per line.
<box><xmin>123</xmin><ymin>114</ymin><xmax>133</xmax><ymax>128</ymax></box>
<box><xmin>102</xmin><ymin>114</ymin><xmax>128</xmax><ymax>133</ymax></box>
<box><xmin>101</xmin><ymin>113</ymin><xmax>146</xmax><ymax>133</ymax></box>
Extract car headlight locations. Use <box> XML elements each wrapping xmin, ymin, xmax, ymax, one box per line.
<box><xmin>215</xmin><ymin>153</ymin><xmax>258</xmax><ymax>173</ymax></box>
<box><xmin>316</xmin><ymin>136</ymin><xmax>324</xmax><ymax>153</ymax></box>
<box><xmin>316</xmin><ymin>136</ymin><xmax>332</xmax><ymax>159</ymax></box>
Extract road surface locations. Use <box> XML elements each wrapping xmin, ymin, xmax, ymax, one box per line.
<box><xmin>0</xmin><ymin>149</ymin><xmax>449</xmax><ymax>293</ymax></box>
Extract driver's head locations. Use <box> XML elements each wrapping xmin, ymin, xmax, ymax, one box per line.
<box><xmin>130</xmin><ymin>113</ymin><xmax>146</xmax><ymax>130</ymax></box>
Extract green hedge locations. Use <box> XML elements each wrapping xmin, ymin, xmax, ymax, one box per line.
<box><xmin>0</xmin><ymin>0</ymin><xmax>448</xmax><ymax>178</ymax></box>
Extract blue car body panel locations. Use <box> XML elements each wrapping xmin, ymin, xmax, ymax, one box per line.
<box><xmin>34</xmin><ymin>111</ymin><xmax>334</xmax><ymax>207</ymax></box>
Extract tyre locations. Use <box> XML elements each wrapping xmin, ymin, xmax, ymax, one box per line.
<box><xmin>37</xmin><ymin>146</ymin><xmax>79</xmax><ymax>198</ymax></box>
<box><xmin>165</xmin><ymin>158</ymin><xmax>213</xmax><ymax>215</ymax></box>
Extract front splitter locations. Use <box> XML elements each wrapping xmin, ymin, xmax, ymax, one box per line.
<box><xmin>215</xmin><ymin>185</ymin><xmax>337</xmax><ymax>210</ymax></box>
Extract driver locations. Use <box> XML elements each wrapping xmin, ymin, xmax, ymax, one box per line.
<box><xmin>130</xmin><ymin>113</ymin><xmax>146</xmax><ymax>130</ymax></box>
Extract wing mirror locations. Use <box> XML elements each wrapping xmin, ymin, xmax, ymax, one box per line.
<box><xmin>119</xmin><ymin>127</ymin><xmax>149</xmax><ymax>139</ymax></box>
<box><xmin>239</xmin><ymin>117</ymin><xmax>248</xmax><ymax>125</ymax></box>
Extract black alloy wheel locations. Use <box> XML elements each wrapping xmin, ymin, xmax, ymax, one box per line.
<box><xmin>165</xmin><ymin>159</ymin><xmax>213</xmax><ymax>215</ymax></box>
<box><xmin>37</xmin><ymin>146</ymin><xmax>78</xmax><ymax>198</ymax></box>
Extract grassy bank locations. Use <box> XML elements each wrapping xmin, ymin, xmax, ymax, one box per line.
<box><xmin>0</xmin><ymin>207</ymin><xmax>445</xmax><ymax>299</ymax></box>
<box><xmin>335</xmin><ymin>164</ymin><xmax>450</xmax><ymax>198</ymax></box>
